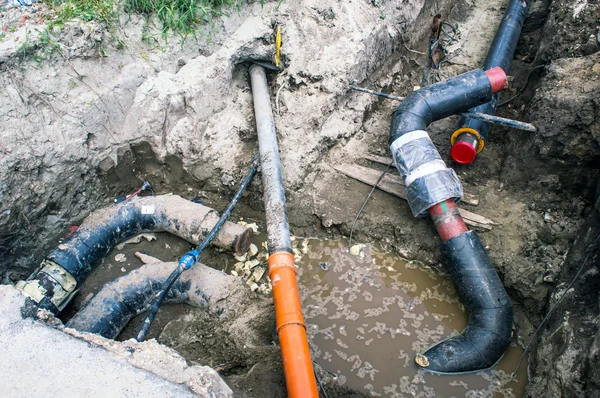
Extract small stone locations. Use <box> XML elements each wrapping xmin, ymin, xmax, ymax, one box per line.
<box><xmin>115</xmin><ymin>254</ymin><xmax>126</xmax><ymax>262</ymax></box>
<box><xmin>250</xmin><ymin>282</ymin><xmax>259</xmax><ymax>292</ymax></box>
<box><xmin>249</xmin><ymin>244</ymin><xmax>258</xmax><ymax>257</ymax></box>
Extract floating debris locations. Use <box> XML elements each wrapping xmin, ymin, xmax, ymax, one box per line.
<box><xmin>319</xmin><ymin>262</ymin><xmax>328</xmax><ymax>271</ymax></box>
<box><xmin>238</xmin><ymin>221</ymin><xmax>259</xmax><ymax>234</ymax></box>
<box><xmin>350</xmin><ymin>244</ymin><xmax>366</xmax><ymax>256</ymax></box>
<box><xmin>114</xmin><ymin>254</ymin><xmax>126</xmax><ymax>263</ymax></box>
<box><xmin>249</xmin><ymin>243</ymin><xmax>259</xmax><ymax>257</ymax></box>
<box><xmin>116</xmin><ymin>233</ymin><xmax>157</xmax><ymax>250</ymax></box>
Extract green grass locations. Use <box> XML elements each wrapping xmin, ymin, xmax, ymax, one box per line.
<box><xmin>126</xmin><ymin>0</ymin><xmax>240</xmax><ymax>38</ymax></box>
<box><xmin>43</xmin><ymin>0</ymin><xmax>241</xmax><ymax>40</ymax></box>
<box><xmin>16</xmin><ymin>29</ymin><xmax>60</xmax><ymax>62</ymax></box>
<box><xmin>45</xmin><ymin>0</ymin><xmax>118</xmax><ymax>29</ymax></box>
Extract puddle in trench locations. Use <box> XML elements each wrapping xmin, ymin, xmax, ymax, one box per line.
<box><xmin>296</xmin><ymin>239</ymin><xmax>528</xmax><ymax>398</ymax></box>
<box><xmin>59</xmin><ymin>226</ymin><xmax>528</xmax><ymax>397</ymax></box>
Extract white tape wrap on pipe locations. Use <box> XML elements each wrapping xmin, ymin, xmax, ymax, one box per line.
<box><xmin>404</xmin><ymin>160</ymin><xmax>447</xmax><ymax>186</ymax></box>
<box><xmin>390</xmin><ymin>129</ymin><xmax>463</xmax><ymax>217</ymax></box>
<box><xmin>391</xmin><ymin>129</ymin><xmax>429</xmax><ymax>148</ymax></box>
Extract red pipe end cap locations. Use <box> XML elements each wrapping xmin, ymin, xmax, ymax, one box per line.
<box><xmin>451</xmin><ymin>141</ymin><xmax>477</xmax><ymax>165</ymax></box>
<box><xmin>485</xmin><ymin>66</ymin><xmax>507</xmax><ymax>94</ymax></box>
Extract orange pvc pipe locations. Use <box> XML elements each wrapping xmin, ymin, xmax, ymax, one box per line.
<box><xmin>268</xmin><ymin>251</ymin><xmax>319</xmax><ymax>398</ymax></box>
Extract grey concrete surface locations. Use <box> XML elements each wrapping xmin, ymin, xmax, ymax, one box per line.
<box><xmin>0</xmin><ymin>285</ymin><xmax>232</xmax><ymax>398</ymax></box>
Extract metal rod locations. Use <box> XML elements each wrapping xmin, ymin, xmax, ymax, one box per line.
<box><xmin>458</xmin><ymin>112</ymin><xmax>537</xmax><ymax>132</ymax></box>
<box><xmin>250</xmin><ymin>65</ymin><xmax>292</xmax><ymax>255</ymax></box>
<box><xmin>348</xmin><ymin>85</ymin><xmax>405</xmax><ymax>102</ymax></box>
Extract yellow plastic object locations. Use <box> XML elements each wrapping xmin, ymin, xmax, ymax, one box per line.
<box><xmin>451</xmin><ymin>127</ymin><xmax>485</xmax><ymax>153</ymax></box>
<box><xmin>274</xmin><ymin>25</ymin><xmax>282</xmax><ymax>67</ymax></box>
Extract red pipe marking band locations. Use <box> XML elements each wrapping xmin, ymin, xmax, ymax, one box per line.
<box><xmin>428</xmin><ymin>200</ymin><xmax>468</xmax><ymax>242</ymax></box>
<box><xmin>485</xmin><ymin>66</ymin><xmax>507</xmax><ymax>94</ymax></box>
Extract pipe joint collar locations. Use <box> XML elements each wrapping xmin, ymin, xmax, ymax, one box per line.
<box><xmin>391</xmin><ymin>130</ymin><xmax>463</xmax><ymax>217</ymax></box>
<box><xmin>267</xmin><ymin>251</ymin><xmax>297</xmax><ymax>275</ymax></box>
<box><xmin>16</xmin><ymin>260</ymin><xmax>77</xmax><ymax>311</ymax></box>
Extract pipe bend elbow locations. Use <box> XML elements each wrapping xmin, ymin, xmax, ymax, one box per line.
<box><xmin>417</xmin><ymin>231</ymin><xmax>513</xmax><ymax>373</ymax></box>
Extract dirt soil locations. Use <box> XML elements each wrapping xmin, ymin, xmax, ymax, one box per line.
<box><xmin>1</xmin><ymin>0</ymin><xmax>599</xmax><ymax>396</ymax></box>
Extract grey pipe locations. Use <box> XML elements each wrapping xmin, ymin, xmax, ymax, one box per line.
<box><xmin>249</xmin><ymin>65</ymin><xmax>292</xmax><ymax>254</ymax></box>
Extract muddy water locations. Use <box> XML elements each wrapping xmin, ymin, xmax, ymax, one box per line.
<box><xmin>61</xmin><ymin>227</ymin><xmax>528</xmax><ymax>397</ymax></box>
<box><xmin>296</xmin><ymin>239</ymin><xmax>528</xmax><ymax>398</ymax></box>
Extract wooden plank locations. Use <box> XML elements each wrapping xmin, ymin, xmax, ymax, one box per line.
<box><xmin>333</xmin><ymin>163</ymin><xmax>494</xmax><ymax>230</ymax></box>
<box><xmin>362</xmin><ymin>154</ymin><xmax>480</xmax><ymax>206</ymax></box>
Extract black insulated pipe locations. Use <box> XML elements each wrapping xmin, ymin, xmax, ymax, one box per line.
<box><xmin>422</xmin><ymin>231</ymin><xmax>513</xmax><ymax>372</ymax></box>
<box><xmin>388</xmin><ymin>67</ymin><xmax>512</xmax><ymax>373</ymax></box>
<box><xmin>17</xmin><ymin>195</ymin><xmax>252</xmax><ymax>313</ymax></box>
<box><xmin>451</xmin><ymin>0</ymin><xmax>530</xmax><ymax>164</ymax></box>
<box><xmin>67</xmin><ymin>259</ymin><xmax>241</xmax><ymax>339</ymax></box>
<box><xmin>390</xmin><ymin>68</ymin><xmax>505</xmax><ymax>217</ymax></box>
<box><xmin>67</xmin><ymin>261</ymin><xmax>189</xmax><ymax>339</ymax></box>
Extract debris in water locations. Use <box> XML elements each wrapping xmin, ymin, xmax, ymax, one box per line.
<box><xmin>249</xmin><ymin>243</ymin><xmax>258</xmax><ymax>257</ymax></box>
<box><xmin>415</xmin><ymin>354</ymin><xmax>430</xmax><ymax>368</ymax></box>
<box><xmin>135</xmin><ymin>252</ymin><xmax>161</xmax><ymax>264</ymax></box>
<box><xmin>120</xmin><ymin>267</ymin><xmax>127</xmax><ymax>273</ymax></box>
<box><xmin>115</xmin><ymin>253</ymin><xmax>126</xmax><ymax>262</ymax></box>
<box><xmin>116</xmin><ymin>233</ymin><xmax>157</xmax><ymax>250</ymax></box>
<box><xmin>319</xmin><ymin>262</ymin><xmax>328</xmax><ymax>270</ymax></box>
<box><xmin>350</xmin><ymin>244</ymin><xmax>366</xmax><ymax>256</ymax></box>
<box><xmin>238</xmin><ymin>221</ymin><xmax>259</xmax><ymax>234</ymax></box>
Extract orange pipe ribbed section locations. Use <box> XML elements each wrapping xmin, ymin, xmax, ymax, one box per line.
<box><xmin>268</xmin><ymin>251</ymin><xmax>319</xmax><ymax>398</ymax></box>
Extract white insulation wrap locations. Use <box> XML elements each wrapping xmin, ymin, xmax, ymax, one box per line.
<box><xmin>390</xmin><ymin>130</ymin><xmax>463</xmax><ymax>217</ymax></box>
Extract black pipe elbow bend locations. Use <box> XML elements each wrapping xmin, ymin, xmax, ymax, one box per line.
<box><xmin>387</xmin><ymin>67</ymin><xmax>512</xmax><ymax>373</ymax></box>
<box><xmin>418</xmin><ymin>231</ymin><xmax>513</xmax><ymax>373</ymax></box>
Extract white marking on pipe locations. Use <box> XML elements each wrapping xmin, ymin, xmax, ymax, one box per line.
<box><xmin>390</xmin><ymin>130</ymin><xmax>429</xmax><ymax>149</ymax></box>
<box><xmin>141</xmin><ymin>205</ymin><xmax>155</xmax><ymax>215</ymax></box>
<box><xmin>405</xmin><ymin>160</ymin><xmax>448</xmax><ymax>186</ymax></box>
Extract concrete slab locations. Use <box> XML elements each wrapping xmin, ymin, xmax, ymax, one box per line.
<box><xmin>0</xmin><ymin>285</ymin><xmax>232</xmax><ymax>398</ymax></box>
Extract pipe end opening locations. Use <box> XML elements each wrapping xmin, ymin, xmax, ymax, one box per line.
<box><xmin>233</xmin><ymin>228</ymin><xmax>254</xmax><ymax>256</ymax></box>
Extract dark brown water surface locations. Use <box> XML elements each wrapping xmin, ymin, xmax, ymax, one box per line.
<box><xmin>296</xmin><ymin>238</ymin><xmax>527</xmax><ymax>398</ymax></box>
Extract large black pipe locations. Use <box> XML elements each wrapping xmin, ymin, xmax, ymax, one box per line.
<box><xmin>451</xmin><ymin>0</ymin><xmax>530</xmax><ymax>164</ymax></box>
<box><xmin>17</xmin><ymin>195</ymin><xmax>252</xmax><ymax>313</ymax></box>
<box><xmin>389</xmin><ymin>67</ymin><xmax>513</xmax><ymax>373</ymax></box>
<box><xmin>66</xmin><ymin>259</ymin><xmax>242</xmax><ymax>339</ymax></box>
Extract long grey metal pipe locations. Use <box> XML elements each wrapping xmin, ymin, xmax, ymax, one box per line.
<box><xmin>249</xmin><ymin>65</ymin><xmax>292</xmax><ymax>254</ymax></box>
